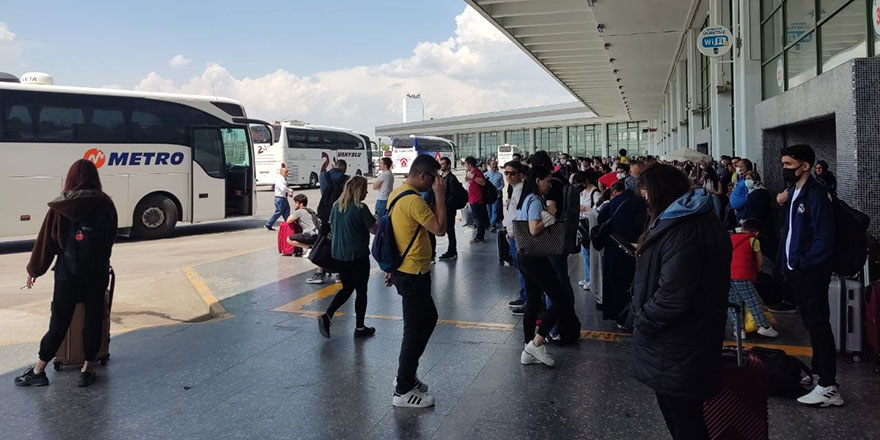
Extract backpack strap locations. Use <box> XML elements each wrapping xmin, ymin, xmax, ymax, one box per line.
<box><xmin>388</xmin><ymin>190</ymin><xmax>422</xmax><ymax>262</ymax></box>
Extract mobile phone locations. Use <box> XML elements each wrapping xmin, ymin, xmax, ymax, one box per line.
<box><xmin>611</xmin><ymin>233</ymin><xmax>637</xmax><ymax>257</ymax></box>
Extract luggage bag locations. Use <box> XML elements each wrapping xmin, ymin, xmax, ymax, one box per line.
<box><xmin>703</xmin><ymin>303</ymin><xmax>769</xmax><ymax>440</ymax></box>
<box><xmin>53</xmin><ymin>267</ymin><xmax>115</xmax><ymax>371</ymax></box>
<box><xmin>829</xmin><ymin>275</ymin><xmax>864</xmax><ymax>361</ymax></box>
<box><xmin>497</xmin><ymin>229</ymin><xmax>512</xmax><ymax>265</ymax></box>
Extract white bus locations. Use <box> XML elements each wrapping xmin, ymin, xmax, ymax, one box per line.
<box><xmin>390</xmin><ymin>135</ymin><xmax>456</xmax><ymax>175</ymax></box>
<box><xmin>0</xmin><ymin>77</ymin><xmax>271</xmax><ymax>239</ymax></box>
<box><xmin>497</xmin><ymin>144</ymin><xmax>521</xmax><ymax>165</ymax></box>
<box><xmin>251</xmin><ymin>122</ymin><xmax>373</xmax><ymax>187</ymax></box>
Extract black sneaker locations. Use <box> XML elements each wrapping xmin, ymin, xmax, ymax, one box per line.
<box><xmin>354</xmin><ymin>327</ymin><xmax>376</xmax><ymax>338</ymax></box>
<box><xmin>438</xmin><ymin>253</ymin><xmax>457</xmax><ymax>261</ymax></box>
<box><xmin>511</xmin><ymin>306</ymin><xmax>526</xmax><ymax>316</ymax></box>
<box><xmin>14</xmin><ymin>367</ymin><xmax>48</xmax><ymax>387</ymax></box>
<box><xmin>265</xmin><ymin>225</ymin><xmax>275</xmax><ymax>231</ymax></box>
<box><xmin>317</xmin><ymin>314</ymin><xmax>331</xmax><ymax>338</ymax></box>
<box><xmin>769</xmin><ymin>301</ymin><xmax>798</xmax><ymax>314</ymax></box>
<box><xmin>470</xmin><ymin>238</ymin><xmax>484</xmax><ymax>243</ymax></box>
<box><xmin>508</xmin><ymin>299</ymin><xmax>524</xmax><ymax>308</ymax></box>
<box><xmin>77</xmin><ymin>370</ymin><xmax>96</xmax><ymax>387</ymax></box>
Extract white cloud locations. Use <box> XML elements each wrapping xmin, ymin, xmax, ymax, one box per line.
<box><xmin>134</xmin><ymin>6</ymin><xmax>573</xmax><ymax>136</ymax></box>
<box><xmin>0</xmin><ymin>23</ymin><xmax>15</xmax><ymax>41</ymax></box>
<box><xmin>0</xmin><ymin>23</ymin><xmax>25</xmax><ymax>70</ymax></box>
<box><xmin>168</xmin><ymin>54</ymin><xmax>191</xmax><ymax>67</ymax></box>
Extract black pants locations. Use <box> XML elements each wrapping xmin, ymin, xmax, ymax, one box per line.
<box><xmin>787</xmin><ymin>269</ymin><xmax>836</xmax><ymax>387</ymax></box>
<box><xmin>656</xmin><ymin>393</ymin><xmax>709</xmax><ymax>440</ymax></box>
<box><xmin>518</xmin><ymin>254</ymin><xmax>568</xmax><ymax>344</ymax></box>
<box><xmin>325</xmin><ymin>256</ymin><xmax>370</xmax><ymax>328</ymax></box>
<box><xmin>444</xmin><ymin>210</ymin><xmax>457</xmax><ymax>255</ymax></box>
<box><xmin>39</xmin><ymin>268</ymin><xmax>106</xmax><ymax>363</ymax></box>
<box><xmin>392</xmin><ymin>271</ymin><xmax>438</xmax><ymax>394</ymax></box>
<box><xmin>471</xmin><ymin>203</ymin><xmax>489</xmax><ymax>241</ymax></box>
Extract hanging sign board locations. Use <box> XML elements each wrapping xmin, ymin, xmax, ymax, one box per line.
<box><xmin>697</xmin><ymin>25</ymin><xmax>733</xmax><ymax>57</ymax></box>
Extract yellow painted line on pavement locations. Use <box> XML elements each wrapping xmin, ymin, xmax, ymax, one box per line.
<box><xmin>273</xmin><ymin>285</ymin><xmax>815</xmax><ymax>356</ymax></box>
<box><xmin>183</xmin><ymin>266</ymin><xmax>232</xmax><ymax>320</ymax></box>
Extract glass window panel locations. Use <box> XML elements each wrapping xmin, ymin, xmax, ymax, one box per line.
<box><xmin>762</xmin><ymin>10</ymin><xmax>784</xmax><ymax>60</ymax></box>
<box><xmin>819</xmin><ymin>0</ymin><xmax>850</xmax><ymax>20</ymax></box>
<box><xmin>193</xmin><ymin>128</ymin><xmax>225</xmax><ymax>178</ymax></box>
<box><xmin>762</xmin><ymin>0</ymin><xmax>782</xmax><ymax>19</ymax></box>
<box><xmin>5</xmin><ymin>99</ymin><xmax>35</xmax><ymax>141</ymax></box>
<box><xmin>786</xmin><ymin>0</ymin><xmax>816</xmax><ymax>45</ymax></box>
<box><xmin>787</xmin><ymin>31</ymin><xmax>817</xmax><ymax>88</ymax></box>
<box><xmin>763</xmin><ymin>55</ymin><xmax>785</xmax><ymax>98</ymax></box>
<box><xmin>820</xmin><ymin>1</ymin><xmax>867</xmax><ymax>71</ymax></box>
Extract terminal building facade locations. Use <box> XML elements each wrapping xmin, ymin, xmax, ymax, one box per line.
<box><xmin>377</xmin><ymin>0</ymin><xmax>880</xmax><ymax>238</ymax></box>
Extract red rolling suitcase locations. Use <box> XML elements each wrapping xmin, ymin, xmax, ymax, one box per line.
<box><xmin>703</xmin><ymin>303</ymin><xmax>769</xmax><ymax>440</ymax></box>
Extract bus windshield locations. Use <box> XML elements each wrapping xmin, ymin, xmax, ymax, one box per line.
<box><xmin>393</xmin><ymin>137</ymin><xmax>453</xmax><ymax>152</ymax></box>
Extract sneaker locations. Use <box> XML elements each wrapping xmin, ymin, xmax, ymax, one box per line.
<box><xmin>306</xmin><ymin>272</ymin><xmax>326</xmax><ymax>285</ymax></box>
<box><xmin>769</xmin><ymin>301</ymin><xmax>798</xmax><ymax>314</ymax></box>
<box><xmin>520</xmin><ymin>347</ymin><xmax>542</xmax><ymax>365</ymax></box>
<box><xmin>77</xmin><ymin>370</ymin><xmax>97</xmax><ymax>387</ymax></box>
<box><xmin>508</xmin><ymin>299</ymin><xmax>524</xmax><ymax>308</ymax></box>
<box><xmin>265</xmin><ymin>225</ymin><xmax>275</xmax><ymax>231</ymax></box>
<box><xmin>14</xmin><ymin>367</ymin><xmax>49</xmax><ymax>387</ymax></box>
<box><xmin>757</xmin><ymin>326</ymin><xmax>779</xmax><ymax>338</ymax></box>
<box><xmin>392</xmin><ymin>387</ymin><xmax>435</xmax><ymax>408</ymax></box>
<box><xmin>578</xmin><ymin>280</ymin><xmax>586</xmax><ymax>287</ymax></box>
<box><xmin>488</xmin><ymin>227</ymin><xmax>497</xmax><ymax>233</ymax></box>
<box><xmin>393</xmin><ymin>377</ymin><xmax>429</xmax><ymax>393</ymax></box>
<box><xmin>797</xmin><ymin>384</ymin><xmax>844</xmax><ymax>407</ymax></box>
<box><xmin>354</xmin><ymin>327</ymin><xmax>376</xmax><ymax>338</ymax></box>
<box><xmin>333</xmin><ymin>273</ymin><xmax>341</xmax><ymax>283</ymax></box>
<box><xmin>438</xmin><ymin>253</ymin><xmax>457</xmax><ymax>261</ymax></box>
<box><xmin>800</xmin><ymin>373</ymin><xmax>820</xmax><ymax>387</ymax></box>
<box><xmin>524</xmin><ymin>341</ymin><xmax>555</xmax><ymax>367</ymax></box>
<box><xmin>317</xmin><ymin>314</ymin><xmax>331</xmax><ymax>338</ymax></box>
<box><xmin>470</xmin><ymin>238</ymin><xmax>484</xmax><ymax>244</ymax></box>
<box><xmin>511</xmin><ymin>306</ymin><xmax>526</xmax><ymax>316</ymax></box>
<box><xmin>582</xmin><ymin>282</ymin><xmax>591</xmax><ymax>291</ymax></box>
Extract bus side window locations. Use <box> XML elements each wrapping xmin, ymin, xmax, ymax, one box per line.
<box><xmin>221</xmin><ymin>128</ymin><xmax>249</xmax><ymax>167</ymax></box>
<box><xmin>5</xmin><ymin>104</ymin><xmax>34</xmax><ymax>141</ymax></box>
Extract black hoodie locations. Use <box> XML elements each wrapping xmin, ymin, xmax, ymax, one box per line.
<box><xmin>27</xmin><ymin>190</ymin><xmax>117</xmax><ymax>278</ymax></box>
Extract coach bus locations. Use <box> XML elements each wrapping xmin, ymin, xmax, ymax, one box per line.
<box><xmin>252</xmin><ymin>122</ymin><xmax>373</xmax><ymax>187</ymax></box>
<box><xmin>390</xmin><ymin>135</ymin><xmax>456</xmax><ymax>175</ymax></box>
<box><xmin>0</xmin><ymin>76</ymin><xmax>271</xmax><ymax>239</ymax></box>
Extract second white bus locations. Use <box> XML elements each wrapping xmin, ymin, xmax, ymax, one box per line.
<box><xmin>390</xmin><ymin>135</ymin><xmax>456</xmax><ymax>175</ymax></box>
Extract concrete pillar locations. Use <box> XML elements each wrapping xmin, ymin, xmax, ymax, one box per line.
<box><xmin>562</xmin><ymin>125</ymin><xmax>570</xmax><ymax>155</ymax></box>
<box><xmin>529</xmin><ymin>128</ymin><xmax>537</xmax><ymax>154</ymax></box>
<box><xmin>476</xmin><ymin>132</ymin><xmax>482</xmax><ymax>159</ymax></box>
<box><xmin>676</xmin><ymin>60</ymin><xmax>688</xmax><ymax>149</ymax></box>
<box><xmin>709</xmin><ymin>0</ymin><xmax>734</xmax><ymax>160</ymax></box>
<box><xmin>686</xmin><ymin>29</ymin><xmax>699</xmax><ymax>153</ymax></box>
<box><xmin>733</xmin><ymin>0</ymin><xmax>763</xmax><ymax>167</ymax></box>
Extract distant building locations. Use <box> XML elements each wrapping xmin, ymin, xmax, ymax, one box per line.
<box><xmin>402</xmin><ymin>93</ymin><xmax>424</xmax><ymax>123</ymax></box>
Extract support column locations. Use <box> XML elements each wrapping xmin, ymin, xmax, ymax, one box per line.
<box><xmin>709</xmin><ymin>0</ymin><xmax>734</xmax><ymax>160</ymax></box>
<box><xmin>734</xmin><ymin>0</ymin><xmax>763</xmax><ymax>168</ymax></box>
<box><xmin>476</xmin><ymin>132</ymin><xmax>482</xmax><ymax>159</ymax></box>
<box><xmin>562</xmin><ymin>126</ymin><xmax>570</xmax><ymax>155</ymax></box>
<box><xmin>676</xmin><ymin>60</ymin><xmax>688</xmax><ymax>149</ymax></box>
<box><xmin>687</xmin><ymin>29</ymin><xmax>699</xmax><ymax>153</ymax></box>
<box><xmin>529</xmin><ymin>128</ymin><xmax>537</xmax><ymax>154</ymax></box>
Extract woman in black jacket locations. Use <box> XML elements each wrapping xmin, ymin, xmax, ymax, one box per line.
<box><xmin>16</xmin><ymin>159</ymin><xmax>117</xmax><ymax>388</ymax></box>
<box><xmin>630</xmin><ymin>164</ymin><xmax>731</xmax><ymax>440</ymax></box>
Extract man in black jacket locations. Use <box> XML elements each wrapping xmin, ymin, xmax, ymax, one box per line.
<box><xmin>777</xmin><ymin>145</ymin><xmax>842</xmax><ymax>407</ymax></box>
<box><xmin>437</xmin><ymin>157</ymin><xmax>460</xmax><ymax>260</ymax></box>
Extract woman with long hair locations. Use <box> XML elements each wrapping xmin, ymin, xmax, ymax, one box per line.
<box><xmin>514</xmin><ymin>166</ymin><xmax>571</xmax><ymax>367</ymax></box>
<box><xmin>814</xmin><ymin>160</ymin><xmax>837</xmax><ymax>196</ymax></box>
<box><xmin>16</xmin><ymin>159</ymin><xmax>118</xmax><ymax>388</ymax></box>
<box><xmin>630</xmin><ymin>164</ymin><xmax>731</xmax><ymax>439</ymax></box>
<box><xmin>317</xmin><ymin>176</ymin><xmax>378</xmax><ymax>339</ymax></box>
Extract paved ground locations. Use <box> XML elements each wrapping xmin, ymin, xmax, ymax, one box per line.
<box><xmin>3</xmin><ymin>213</ymin><xmax>880</xmax><ymax>439</ymax></box>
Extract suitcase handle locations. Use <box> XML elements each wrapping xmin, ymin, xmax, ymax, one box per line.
<box><xmin>728</xmin><ymin>302</ymin><xmax>745</xmax><ymax>367</ymax></box>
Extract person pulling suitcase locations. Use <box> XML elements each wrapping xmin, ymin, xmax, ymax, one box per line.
<box><xmin>15</xmin><ymin>159</ymin><xmax>117</xmax><ymax>388</ymax></box>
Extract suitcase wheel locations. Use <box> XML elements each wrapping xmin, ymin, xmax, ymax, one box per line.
<box><xmin>53</xmin><ymin>362</ymin><xmax>62</xmax><ymax>371</ymax></box>
<box><xmin>852</xmin><ymin>353</ymin><xmax>863</xmax><ymax>363</ymax></box>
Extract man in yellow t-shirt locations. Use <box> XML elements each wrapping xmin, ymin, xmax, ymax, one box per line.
<box><xmin>386</xmin><ymin>154</ymin><xmax>447</xmax><ymax>408</ymax></box>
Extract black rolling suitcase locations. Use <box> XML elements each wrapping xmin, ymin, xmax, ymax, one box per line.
<box><xmin>497</xmin><ymin>228</ymin><xmax>512</xmax><ymax>265</ymax></box>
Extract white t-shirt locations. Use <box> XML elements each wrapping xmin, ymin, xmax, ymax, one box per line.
<box><xmin>376</xmin><ymin>170</ymin><xmax>394</xmax><ymax>201</ymax></box>
<box><xmin>274</xmin><ymin>174</ymin><xmax>290</xmax><ymax>198</ymax></box>
<box><xmin>580</xmin><ymin>187</ymin><xmax>601</xmax><ymax>219</ymax></box>
<box><xmin>785</xmin><ymin>186</ymin><xmax>803</xmax><ymax>271</ymax></box>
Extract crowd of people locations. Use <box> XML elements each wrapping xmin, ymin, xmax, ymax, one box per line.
<box><xmin>12</xmin><ymin>141</ymin><xmax>840</xmax><ymax>439</ymax></box>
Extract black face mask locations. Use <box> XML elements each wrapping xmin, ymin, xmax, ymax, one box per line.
<box><xmin>782</xmin><ymin>167</ymin><xmax>800</xmax><ymax>185</ymax></box>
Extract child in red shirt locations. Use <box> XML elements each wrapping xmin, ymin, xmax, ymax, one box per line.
<box><xmin>729</xmin><ymin>219</ymin><xmax>778</xmax><ymax>339</ymax></box>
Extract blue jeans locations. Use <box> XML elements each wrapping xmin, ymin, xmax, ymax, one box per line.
<box><xmin>509</xmin><ymin>236</ymin><xmax>527</xmax><ymax>304</ymax></box>
<box><xmin>375</xmin><ymin>199</ymin><xmax>388</xmax><ymax>218</ymax></box>
<box><xmin>489</xmin><ymin>199</ymin><xmax>502</xmax><ymax>227</ymax></box>
<box><xmin>581</xmin><ymin>246</ymin><xmax>590</xmax><ymax>283</ymax></box>
<box><xmin>266</xmin><ymin>196</ymin><xmax>290</xmax><ymax>227</ymax></box>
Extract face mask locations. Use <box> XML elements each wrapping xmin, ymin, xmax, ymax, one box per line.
<box><xmin>744</xmin><ymin>179</ymin><xmax>755</xmax><ymax>190</ymax></box>
<box><xmin>782</xmin><ymin>167</ymin><xmax>800</xmax><ymax>185</ymax></box>
<box><xmin>617</xmin><ymin>172</ymin><xmax>625</xmax><ymax>179</ymax></box>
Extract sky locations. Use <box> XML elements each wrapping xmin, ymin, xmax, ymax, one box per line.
<box><xmin>0</xmin><ymin>0</ymin><xmax>574</xmax><ymax>137</ymax></box>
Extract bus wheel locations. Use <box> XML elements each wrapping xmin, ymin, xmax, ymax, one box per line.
<box><xmin>132</xmin><ymin>194</ymin><xmax>178</xmax><ymax>239</ymax></box>
<box><xmin>309</xmin><ymin>173</ymin><xmax>319</xmax><ymax>189</ymax></box>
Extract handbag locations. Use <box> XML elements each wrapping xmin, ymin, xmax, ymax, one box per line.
<box><xmin>308</xmin><ymin>233</ymin><xmax>337</xmax><ymax>272</ymax></box>
<box><xmin>511</xmin><ymin>197</ymin><xmax>565</xmax><ymax>257</ymax></box>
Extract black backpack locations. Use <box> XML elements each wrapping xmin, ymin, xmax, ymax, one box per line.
<box><xmin>317</xmin><ymin>171</ymin><xmax>349</xmax><ymax>222</ymax></box>
<box><xmin>62</xmin><ymin>212</ymin><xmax>103</xmax><ymax>279</ymax></box>
<box><xmin>552</xmin><ymin>176</ymin><xmax>583</xmax><ymax>255</ymax></box>
<box><xmin>446</xmin><ymin>176</ymin><xmax>468</xmax><ymax>210</ymax></box>
<box><xmin>749</xmin><ymin>346</ymin><xmax>813</xmax><ymax>398</ymax></box>
<box><xmin>481</xmin><ymin>181</ymin><xmax>498</xmax><ymax>205</ymax></box>
<box><xmin>830</xmin><ymin>196</ymin><xmax>870</xmax><ymax>277</ymax></box>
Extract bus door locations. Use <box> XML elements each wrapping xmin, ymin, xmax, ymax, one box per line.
<box><xmin>191</xmin><ymin>127</ymin><xmax>254</xmax><ymax>222</ymax></box>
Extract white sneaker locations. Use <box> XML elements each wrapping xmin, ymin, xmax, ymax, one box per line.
<box><xmin>520</xmin><ymin>345</ymin><xmax>541</xmax><ymax>365</ymax></box>
<box><xmin>797</xmin><ymin>384</ymin><xmax>844</xmax><ymax>407</ymax></box>
<box><xmin>757</xmin><ymin>326</ymin><xmax>779</xmax><ymax>338</ymax></box>
<box><xmin>524</xmin><ymin>341</ymin><xmax>555</xmax><ymax>367</ymax></box>
<box><xmin>392</xmin><ymin>387</ymin><xmax>435</xmax><ymax>408</ymax></box>
<box><xmin>582</xmin><ymin>281</ymin><xmax>591</xmax><ymax>291</ymax></box>
<box><xmin>393</xmin><ymin>377</ymin><xmax>428</xmax><ymax>393</ymax></box>
<box><xmin>577</xmin><ymin>280</ymin><xmax>586</xmax><ymax>287</ymax></box>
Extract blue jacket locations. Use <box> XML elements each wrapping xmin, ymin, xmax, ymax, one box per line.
<box><xmin>779</xmin><ymin>176</ymin><xmax>835</xmax><ymax>272</ymax></box>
